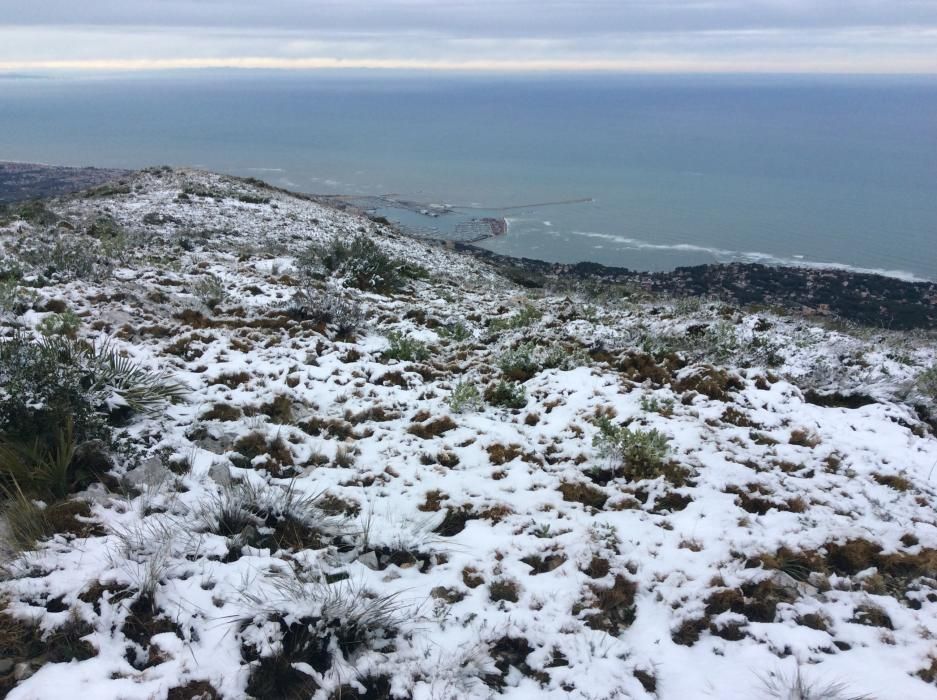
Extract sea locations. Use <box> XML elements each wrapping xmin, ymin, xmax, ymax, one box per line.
<box><xmin>1</xmin><ymin>71</ymin><xmax>935</xmax><ymax>281</ymax></box>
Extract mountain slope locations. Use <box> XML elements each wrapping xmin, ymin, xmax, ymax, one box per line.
<box><xmin>1</xmin><ymin>167</ymin><xmax>936</xmax><ymax>700</ymax></box>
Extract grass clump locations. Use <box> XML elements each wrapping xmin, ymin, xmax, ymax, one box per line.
<box><xmin>592</xmin><ymin>416</ymin><xmax>670</xmax><ymax>481</ymax></box>
<box><xmin>384</xmin><ymin>331</ymin><xmax>430</xmax><ymax>362</ymax></box>
<box><xmin>240</xmin><ymin>573</ymin><xmax>404</xmax><ymax>696</ymax></box>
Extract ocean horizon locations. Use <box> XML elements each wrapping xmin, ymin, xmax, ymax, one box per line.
<box><xmin>2</xmin><ymin>70</ymin><xmax>935</xmax><ymax>281</ymax></box>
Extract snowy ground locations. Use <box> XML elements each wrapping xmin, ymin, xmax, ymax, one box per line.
<box><xmin>1</xmin><ymin>168</ymin><xmax>937</xmax><ymax>699</ymax></box>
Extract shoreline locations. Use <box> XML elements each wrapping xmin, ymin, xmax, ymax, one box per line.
<box><xmin>453</xmin><ymin>242</ymin><xmax>937</xmax><ymax>331</ymax></box>
<box><xmin>3</xmin><ymin>161</ymin><xmax>935</xmax><ymax>330</ymax></box>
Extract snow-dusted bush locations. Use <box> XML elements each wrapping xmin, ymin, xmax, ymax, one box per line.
<box><xmin>759</xmin><ymin>663</ymin><xmax>871</xmax><ymax>700</ymax></box>
<box><xmin>0</xmin><ymin>334</ymin><xmax>186</xmax><ymax>445</ymax></box>
<box><xmin>288</xmin><ymin>285</ymin><xmax>364</xmax><ymax>337</ymax></box>
<box><xmin>37</xmin><ymin>310</ymin><xmax>81</xmax><ymax>338</ymax></box>
<box><xmin>487</xmin><ymin>303</ymin><xmax>542</xmax><ymax>332</ymax></box>
<box><xmin>592</xmin><ymin>416</ymin><xmax>670</xmax><ymax>480</ymax></box>
<box><xmin>298</xmin><ymin>234</ymin><xmax>412</xmax><ymax>293</ymax></box>
<box><xmin>498</xmin><ymin>343</ymin><xmax>539</xmax><ymax>381</ymax></box>
<box><xmin>448</xmin><ymin>380</ymin><xmax>483</xmax><ymax>413</ymax></box>
<box><xmin>384</xmin><ymin>331</ymin><xmax>430</xmax><ymax>362</ymax></box>
<box><xmin>19</xmin><ymin>235</ymin><xmax>105</xmax><ymax>280</ymax></box>
<box><xmin>485</xmin><ymin>380</ymin><xmax>527</xmax><ymax>409</ymax></box>
<box><xmin>240</xmin><ymin>571</ymin><xmax>406</xmax><ymax>696</ymax></box>
<box><xmin>917</xmin><ymin>365</ymin><xmax>937</xmax><ymax>400</ymax></box>
<box><xmin>193</xmin><ymin>273</ymin><xmax>226</xmax><ymax>309</ymax></box>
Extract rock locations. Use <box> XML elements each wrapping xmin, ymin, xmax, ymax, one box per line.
<box><xmin>357</xmin><ymin>551</ymin><xmax>380</xmax><ymax>570</ymax></box>
<box><xmin>125</xmin><ymin>457</ymin><xmax>171</xmax><ymax>488</ymax></box>
<box><xmin>767</xmin><ymin>569</ymin><xmax>818</xmax><ymax>597</ymax></box>
<box><xmin>208</xmin><ymin>461</ymin><xmax>232</xmax><ymax>487</ymax></box>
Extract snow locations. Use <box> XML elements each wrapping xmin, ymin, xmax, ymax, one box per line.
<box><xmin>1</xmin><ymin>168</ymin><xmax>937</xmax><ymax>699</ymax></box>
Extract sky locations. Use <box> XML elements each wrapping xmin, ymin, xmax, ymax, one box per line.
<box><xmin>1</xmin><ymin>0</ymin><xmax>936</xmax><ymax>74</ymax></box>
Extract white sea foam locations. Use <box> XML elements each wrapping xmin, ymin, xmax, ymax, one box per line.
<box><xmin>574</xmin><ymin>231</ymin><xmax>929</xmax><ymax>283</ymax></box>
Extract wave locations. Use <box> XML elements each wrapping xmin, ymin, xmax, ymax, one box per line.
<box><xmin>574</xmin><ymin>231</ymin><xmax>930</xmax><ymax>283</ymax></box>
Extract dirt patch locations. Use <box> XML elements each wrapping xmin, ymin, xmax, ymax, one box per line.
<box><xmin>579</xmin><ymin>575</ymin><xmax>637</xmax><ymax>635</ymax></box>
<box><xmin>673</xmin><ymin>365</ymin><xmax>744</xmax><ymax>401</ymax></box>
<box><xmin>407</xmin><ymin>416</ymin><xmax>457</xmax><ymax>439</ymax></box>
<box><xmin>559</xmin><ymin>481</ymin><xmax>608</xmax><ymax>510</ymax></box>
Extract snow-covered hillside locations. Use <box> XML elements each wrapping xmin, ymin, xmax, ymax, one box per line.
<box><xmin>1</xmin><ymin>168</ymin><xmax>936</xmax><ymax>700</ymax></box>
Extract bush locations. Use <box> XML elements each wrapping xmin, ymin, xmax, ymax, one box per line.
<box><xmin>0</xmin><ymin>279</ymin><xmax>36</xmax><ymax>317</ymax></box>
<box><xmin>384</xmin><ymin>331</ymin><xmax>430</xmax><ymax>362</ymax></box>
<box><xmin>20</xmin><ymin>236</ymin><xmax>108</xmax><ymax>281</ymax></box>
<box><xmin>592</xmin><ymin>416</ymin><xmax>670</xmax><ymax>480</ymax></box>
<box><xmin>487</xmin><ymin>303</ymin><xmax>542</xmax><ymax>332</ymax></box>
<box><xmin>288</xmin><ymin>286</ymin><xmax>364</xmax><ymax>337</ymax></box>
<box><xmin>298</xmin><ymin>235</ymin><xmax>409</xmax><ymax>293</ymax></box>
<box><xmin>448</xmin><ymin>381</ymin><xmax>483</xmax><ymax>413</ymax></box>
<box><xmin>917</xmin><ymin>365</ymin><xmax>937</xmax><ymax>400</ymax></box>
<box><xmin>11</xmin><ymin>200</ymin><xmax>59</xmax><ymax>226</ymax></box>
<box><xmin>541</xmin><ymin>344</ymin><xmax>590</xmax><ymax>371</ymax></box>
<box><xmin>438</xmin><ymin>320</ymin><xmax>472</xmax><ymax>343</ymax></box>
<box><xmin>0</xmin><ymin>334</ymin><xmax>186</xmax><ymax>446</ymax></box>
<box><xmin>484</xmin><ymin>381</ymin><xmax>527</xmax><ymax>409</ymax></box>
<box><xmin>240</xmin><ymin>573</ymin><xmax>405</xmax><ymax>696</ymax></box>
<box><xmin>498</xmin><ymin>343</ymin><xmax>540</xmax><ymax>381</ymax></box>
<box><xmin>37</xmin><ymin>310</ymin><xmax>82</xmax><ymax>339</ymax></box>
<box><xmin>194</xmin><ymin>274</ymin><xmax>226</xmax><ymax>309</ymax></box>
<box><xmin>0</xmin><ymin>425</ymin><xmax>76</xmax><ymax>501</ymax></box>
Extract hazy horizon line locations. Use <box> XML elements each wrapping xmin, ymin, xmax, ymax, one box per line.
<box><xmin>2</xmin><ymin>56</ymin><xmax>937</xmax><ymax>75</ymax></box>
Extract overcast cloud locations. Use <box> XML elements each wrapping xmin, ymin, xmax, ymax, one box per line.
<box><xmin>1</xmin><ymin>0</ymin><xmax>936</xmax><ymax>73</ymax></box>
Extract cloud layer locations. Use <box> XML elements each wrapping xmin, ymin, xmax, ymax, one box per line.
<box><xmin>2</xmin><ymin>1</ymin><xmax>936</xmax><ymax>73</ymax></box>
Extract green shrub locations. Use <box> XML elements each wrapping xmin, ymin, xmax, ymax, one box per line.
<box><xmin>488</xmin><ymin>303</ymin><xmax>542</xmax><ymax>332</ymax></box>
<box><xmin>0</xmin><ymin>424</ymin><xmax>76</xmax><ymax>501</ymax></box>
<box><xmin>484</xmin><ymin>381</ymin><xmax>527</xmax><ymax>409</ymax></box>
<box><xmin>0</xmin><ymin>260</ymin><xmax>23</xmax><ymax>284</ymax></box>
<box><xmin>11</xmin><ymin>200</ymin><xmax>59</xmax><ymax>226</ymax></box>
<box><xmin>448</xmin><ymin>381</ymin><xmax>482</xmax><ymax>413</ymax></box>
<box><xmin>0</xmin><ymin>279</ymin><xmax>37</xmax><ymax>316</ymax></box>
<box><xmin>20</xmin><ymin>236</ymin><xmax>107</xmax><ymax>281</ymax></box>
<box><xmin>541</xmin><ymin>344</ymin><xmax>590</xmax><ymax>371</ymax></box>
<box><xmin>299</xmin><ymin>235</ymin><xmax>409</xmax><ymax>293</ymax></box>
<box><xmin>592</xmin><ymin>416</ymin><xmax>670</xmax><ymax>481</ymax></box>
<box><xmin>194</xmin><ymin>274</ymin><xmax>226</xmax><ymax>309</ymax></box>
<box><xmin>384</xmin><ymin>331</ymin><xmax>430</xmax><ymax>362</ymax></box>
<box><xmin>498</xmin><ymin>343</ymin><xmax>540</xmax><ymax>381</ymax></box>
<box><xmin>288</xmin><ymin>287</ymin><xmax>363</xmax><ymax>337</ymax></box>
<box><xmin>0</xmin><ymin>334</ymin><xmax>186</xmax><ymax>445</ymax></box>
<box><xmin>918</xmin><ymin>365</ymin><xmax>937</xmax><ymax>400</ymax></box>
<box><xmin>438</xmin><ymin>321</ymin><xmax>472</xmax><ymax>343</ymax></box>
<box><xmin>640</xmin><ymin>394</ymin><xmax>675</xmax><ymax>416</ymax></box>
<box><xmin>37</xmin><ymin>310</ymin><xmax>82</xmax><ymax>339</ymax></box>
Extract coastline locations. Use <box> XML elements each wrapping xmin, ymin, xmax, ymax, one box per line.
<box><xmin>3</xmin><ymin>161</ymin><xmax>935</xmax><ymax>331</ymax></box>
<box><xmin>453</xmin><ymin>242</ymin><xmax>937</xmax><ymax>331</ymax></box>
